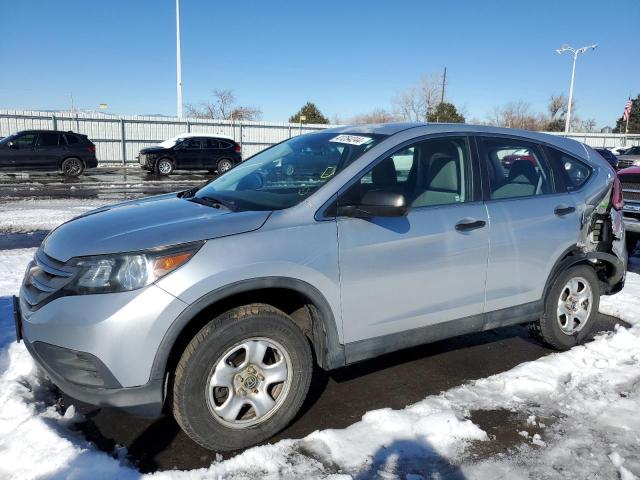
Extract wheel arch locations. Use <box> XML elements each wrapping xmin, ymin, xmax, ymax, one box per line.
<box><xmin>543</xmin><ymin>245</ymin><xmax>624</xmax><ymax>302</ymax></box>
<box><xmin>59</xmin><ymin>155</ymin><xmax>85</xmax><ymax>170</ymax></box>
<box><xmin>151</xmin><ymin>277</ymin><xmax>345</xmax><ymax>399</ymax></box>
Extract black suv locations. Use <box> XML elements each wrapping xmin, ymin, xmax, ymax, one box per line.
<box><xmin>0</xmin><ymin>130</ymin><xmax>97</xmax><ymax>177</ymax></box>
<box><xmin>138</xmin><ymin>135</ymin><xmax>243</xmax><ymax>175</ymax></box>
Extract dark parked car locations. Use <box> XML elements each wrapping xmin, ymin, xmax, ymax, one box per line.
<box><xmin>138</xmin><ymin>134</ymin><xmax>242</xmax><ymax>175</ymax></box>
<box><xmin>594</xmin><ymin>148</ymin><xmax>619</xmax><ymax>169</ymax></box>
<box><xmin>0</xmin><ymin>130</ymin><xmax>97</xmax><ymax>177</ymax></box>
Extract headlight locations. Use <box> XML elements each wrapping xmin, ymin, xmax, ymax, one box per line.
<box><xmin>634</xmin><ymin>159</ymin><xmax>640</xmax><ymax>166</ymax></box>
<box><xmin>65</xmin><ymin>241</ymin><xmax>203</xmax><ymax>294</ymax></box>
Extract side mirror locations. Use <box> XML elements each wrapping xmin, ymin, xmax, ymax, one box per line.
<box><xmin>337</xmin><ymin>191</ymin><xmax>409</xmax><ymax>218</ymax></box>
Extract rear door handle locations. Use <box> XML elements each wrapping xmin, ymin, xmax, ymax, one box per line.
<box><xmin>455</xmin><ymin>218</ymin><xmax>486</xmax><ymax>232</ymax></box>
<box><xmin>554</xmin><ymin>205</ymin><xmax>576</xmax><ymax>217</ymax></box>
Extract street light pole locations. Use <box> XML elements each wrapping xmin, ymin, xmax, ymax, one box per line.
<box><xmin>176</xmin><ymin>0</ymin><xmax>183</xmax><ymax>119</ymax></box>
<box><xmin>556</xmin><ymin>43</ymin><xmax>597</xmax><ymax>133</ymax></box>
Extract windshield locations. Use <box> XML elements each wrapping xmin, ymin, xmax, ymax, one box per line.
<box><xmin>193</xmin><ymin>132</ymin><xmax>386</xmax><ymax>211</ymax></box>
<box><xmin>157</xmin><ymin>137</ymin><xmax>181</xmax><ymax>148</ymax></box>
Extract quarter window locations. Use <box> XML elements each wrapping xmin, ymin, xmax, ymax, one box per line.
<box><xmin>479</xmin><ymin>137</ymin><xmax>552</xmax><ymax>200</ymax></box>
<box><xmin>546</xmin><ymin>147</ymin><xmax>591</xmax><ymax>190</ymax></box>
<box><xmin>65</xmin><ymin>134</ymin><xmax>79</xmax><ymax>145</ymax></box>
<box><xmin>341</xmin><ymin>137</ymin><xmax>473</xmax><ymax>208</ymax></box>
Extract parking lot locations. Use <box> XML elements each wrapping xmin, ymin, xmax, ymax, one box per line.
<box><xmin>0</xmin><ymin>171</ymin><xmax>630</xmax><ymax>475</ymax></box>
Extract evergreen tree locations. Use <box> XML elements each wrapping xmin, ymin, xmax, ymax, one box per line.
<box><xmin>289</xmin><ymin>102</ymin><xmax>329</xmax><ymax>124</ymax></box>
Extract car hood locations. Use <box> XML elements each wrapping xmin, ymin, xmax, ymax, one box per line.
<box><xmin>140</xmin><ymin>146</ymin><xmax>169</xmax><ymax>154</ymax></box>
<box><xmin>42</xmin><ymin>193</ymin><xmax>271</xmax><ymax>262</ymax></box>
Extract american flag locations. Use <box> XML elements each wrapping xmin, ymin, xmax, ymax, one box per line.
<box><xmin>623</xmin><ymin>98</ymin><xmax>633</xmax><ymax>122</ymax></box>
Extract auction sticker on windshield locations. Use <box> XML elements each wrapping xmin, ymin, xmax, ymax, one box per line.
<box><xmin>329</xmin><ymin>135</ymin><xmax>373</xmax><ymax>146</ymax></box>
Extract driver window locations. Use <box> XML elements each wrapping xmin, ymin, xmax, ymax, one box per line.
<box><xmin>182</xmin><ymin>138</ymin><xmax>202</xmax><ymax>150</ymax></box>
<box><xmin>340</xmin><ymin>137</ymin><xmax>472</xmax><ymax>208</ymax></box>
<box><xmin>13</xmin><ymin>133</ymin><xmax>37</xmax><ymax>148</ymax></box>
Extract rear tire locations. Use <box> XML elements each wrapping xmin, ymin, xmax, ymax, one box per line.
<box><xmin>172</xmin><ymin>304</ymin><xmax>313</xmax><ymax>451</ymax></box>
<box><xmin>530</xmin><ymin>265</ymin><xmax>600</xmax><ymax>350</ymax></box>
<box><xmin>61</xmin><ymin>157</ymin><xmax>84</xmax><ymax>177</ymax></box>
<box><xmin>156</xmin><ymin>158</ymin><xmax>174</xmax><ymax>175</ymax></box>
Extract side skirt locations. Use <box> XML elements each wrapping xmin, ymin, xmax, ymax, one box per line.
<box><xmin>344</xmin><ymin>300</ymin><xmax>543</xmax><ymax>365</ymax></box>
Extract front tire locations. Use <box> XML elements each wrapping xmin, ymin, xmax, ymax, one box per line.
<box><xmin>530</xmin><ymin>265</ymin><xmax>600</xmax><ymax>350</ymax></box>
<box><xmin>217</xmin><ymin>158</ymin><xmax>233</xmax><ymax>174</ymax></box>
<box><xmin>172</xmin><ymin>304</ymin><xmax>313</xmax><ymax>451</ymax></box>
<box><xmin>61</xmin><ymin>157</ymin><xmax>84</xmax><ymax>177</ymax></box>
<box><xmin>156</xmin><ymin>158</ymin><xmax>174</xmax><ymax>175</ymax></box>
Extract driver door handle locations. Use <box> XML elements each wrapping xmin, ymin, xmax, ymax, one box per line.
<box><xmin>455</xmin><ymin>218</ymin><xmax>486</xmax><ymax>232</ymax></box>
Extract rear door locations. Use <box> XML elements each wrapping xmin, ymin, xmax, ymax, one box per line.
<box><xmin>478</xmin><ymin>135</ymin><xmax>580</xmax><ymax>312</ymax></box>
<box><xmin>202</xmin><ymin>138</ymin><xmax>221</xmax><ymax>170</ymax></box>
<box><xmin>34</xmin><ymin>132</ymin><xmax>64</xmax><ymax>168</ymax></box>
<box><xmin>337</xmin><ymin>135</ymin><xmax>489</xmax><ymax>347</ymax></box>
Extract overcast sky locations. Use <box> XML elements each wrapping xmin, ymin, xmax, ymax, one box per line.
<box><xmin>1</xmin><ymin>0</ymin><xmax>637</xmax><ymax>127</ymax></box>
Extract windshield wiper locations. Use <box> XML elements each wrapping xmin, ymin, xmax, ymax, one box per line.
<box><xmin>178</xmin><ymin>186</ymin><xmax>198</xmax><ymax>198</ymax></box>
<box><xmin>189</xmin><ymin>195</ymin><xmax>238</xmax><ymax>211</ymax></box>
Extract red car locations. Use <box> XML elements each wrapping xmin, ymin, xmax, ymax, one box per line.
<box><xmin>616</xmin><ymin>166</ymin><xmax>640</xmax><ymax>252</ymax></box>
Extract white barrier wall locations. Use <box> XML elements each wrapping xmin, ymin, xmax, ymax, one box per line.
<box><xmin>1</xmin><ymin>109</ymin><xmax>638</xmax><ymax>165</ymax></box>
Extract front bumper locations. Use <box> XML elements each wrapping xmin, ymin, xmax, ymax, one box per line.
<box><xmin>623</xmin><ymin>209</ymin><xmax>640</xmax><ymax>234</ymax></box>
<box><xmin>18</xmin><ymin>284</ymin><xmax>188</xmax><ymax>417</ymax></box>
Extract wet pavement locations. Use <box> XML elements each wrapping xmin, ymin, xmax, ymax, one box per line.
<box><xmin>0</xmin><ymin>166</ymin><xmax>211</xmax><ymax>201</ymax></box>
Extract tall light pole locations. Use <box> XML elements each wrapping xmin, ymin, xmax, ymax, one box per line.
<box><xmin>176</xmin><ymin>0</ymin><xmax>183</xmax><ymax>118</ymax></box>
<box><xmin>555</xmin><ymin>43</ymin><xmax>597</xmax><ymax>133</ymax></box>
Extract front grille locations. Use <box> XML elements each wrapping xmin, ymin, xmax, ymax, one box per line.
<box><xmin>622</xmin><ymin>182</ymin><xmax>640</xmax><ymax>202</ymax></box>
<box><xmin>618</xmin><ymin>158</ymin><xmax>636</xmax><ymax>169</ymax></box>
<box><xmin>21</xmin><ymin>249</ymin><xmax>77</xmax><ymax>310</ymax></box>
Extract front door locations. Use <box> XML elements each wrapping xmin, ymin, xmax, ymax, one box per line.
<box><xmin>337</xmin><ymin>136</ymin><xmax>489</xmax><ymax>346</ymax></box>
<box><xmin>177</xmin><ymin>138</ymin><xmax>203</xmax><ymax>169</ymax></box>
<box><xmin>6</xmin><ymin>132</ymin><xmax>38</xmax><ymax>170</ymax></box>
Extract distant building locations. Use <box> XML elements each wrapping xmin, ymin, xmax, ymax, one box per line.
<box><xmin>601</xmin><ymin>126</ymin><xmax>613</xmax><ymax>133</ymax></box>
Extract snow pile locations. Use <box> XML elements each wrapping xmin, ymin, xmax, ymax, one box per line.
<box><xmin>0</xmin><ymin>242</ymin><xmax>638</xmax><ymax>478</ymax></box>
<box><xmin>0</xmin><ymin>199</ymin><xmax>108</xmax><ymax>233</ymax></box>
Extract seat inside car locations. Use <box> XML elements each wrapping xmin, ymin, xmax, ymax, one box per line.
<box><xmin>492</xmin><ymin>159</ymin><xmax>539</xmax><ymax>198</ymax></box>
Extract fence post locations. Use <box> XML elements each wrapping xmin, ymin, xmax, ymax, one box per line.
<box><xmin>186</xmin><ymin>120</ymin><xmax>191</xmax><ymax>133</ymax></box>
<box><xmin>51</xmin><ymin>114</ymin><xmax>57</xmax><ymax>131</ymax></box>
<box><xmin>239</xmin><ymin>122</ymin><xmax>243</xmax><ymax>144</ymax></box>
<box><xmin>288</xmin><ymin>125</ymin><xmax>292</xmax><ymax>138</ymax></box>
<box><xmin>120</xmin><ymin>119</ymin><xmax>126</xmax><ymax>166</ymax></box>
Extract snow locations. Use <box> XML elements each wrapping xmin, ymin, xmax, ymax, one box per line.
<box><xmin>0</xmin><ymin>203</ymin><xmax>638</xmax><ymax>478</ymax></box>
<box><xmin>0</xmin><ymin>199</ymin><xmax>108</xmax><ymax>233</ymax></box>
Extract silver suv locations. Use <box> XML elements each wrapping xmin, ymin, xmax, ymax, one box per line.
<box><xmin>15</xmin><ymin>124</ymin><xmax>626</xmax><ymax>451</ymax></box>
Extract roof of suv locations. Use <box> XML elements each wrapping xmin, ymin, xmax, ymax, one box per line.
<box><xmin>324</xmin><ymin>122</ymin><xmax>589</xmax><ymax>160</ymax></box>
<box><xmin>170</xmin><ymin>133</ymin><xmax>235</xmax><ymax>141</ymax></box>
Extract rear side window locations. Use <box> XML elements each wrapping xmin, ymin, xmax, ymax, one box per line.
<box><xmin>204</xmin><ymin>139</ymin><xmax>220</xmax><ymax>149</ymax></box>
<box><xmin>36</xmin><ymin>132</ymin><xmax>60</xmax><ymax>147</ymax></box>
<box><xmin>546</xmin><ymin>147</ymin><xmax>591</xmax><ymax>191</ymax></box>
<box><xmin>65</xmin><ymin>134</ymin><xmax>79</xmax><ymax>145</ymax></box>
<box><xmin>478</xmin><ymin>137</ymin><xmax>553</xmax><ymax>200</ymax></box>
<box><xmin>219</xmin><ymin>140</ymin><xmax>233</xmax><ymax>149</ymax></box>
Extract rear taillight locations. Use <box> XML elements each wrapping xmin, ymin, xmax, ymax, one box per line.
<box><xmin>87</xmin><ymin>144</ymin><xmax>96</xmax><ymax>154</ymax></box>
<box><xmin>612</xmin><ymin>175</ymin><xmax>624</xmax><ymax>210</ymax></box>
<box><xmin>234</xmin><ymin>143</ymin><xmax>241</xmax><ymax>153</ymax></box>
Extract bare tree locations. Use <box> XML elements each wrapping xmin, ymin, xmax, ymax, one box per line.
<box><xmin>185</xmin><ymin>89</ymin><xmax>261</xmax><ymax>121</ymax></box>
<box><xmin>579</xmin><ymin>118</ymin><xmax>597</xmax><ymax>133</ymax></box>
<box><xmin>392</xmin><ymin>74</ymin><xmax>443</xmax><ymax>121</ymax></box>
<box><xmin>488</xmin><ymin>101</ymin><xmax>544</xmax><ymax>130</ymax></box>
<box><xmin>349</xmin><ymin>108</ymin><xmax>401</xmax><ymax>124</ymax></box>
